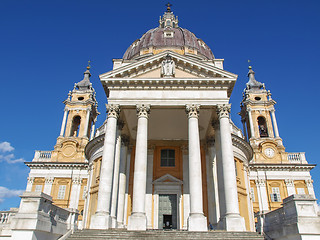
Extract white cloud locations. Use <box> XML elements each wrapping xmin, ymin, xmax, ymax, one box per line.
<box><xmin>0</xmin><ymin>142</ymin><xmax>24</xmax><ymax>164</ymax></box>
<box><xmin>0</xmin><ymin>142</ymin><xmax>14</xmax><ymax>152</ymax></box>
<box><xmin>0</xmin><ymin>186</ymin><xmax>24</xmax><ymax>203</ymax></box>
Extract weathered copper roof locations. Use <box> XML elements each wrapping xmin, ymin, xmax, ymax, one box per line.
<box><xmin>123</xmin><ymin>27</ymin><xmax>215</xmax><ymax>60</ymax></box>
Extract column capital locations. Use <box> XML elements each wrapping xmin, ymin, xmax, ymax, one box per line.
<box><xmin>45</xmin><ymin>177</ymin><xmax>54</xmax><ymax>184</ymax></box>
<box><xmin>72</xmin><ymin>176</ymin><xmax>82</xmax><ymax>185</ymax></box>
<box><xmin>255</xmin><ymin>179</ymin><xmax>266</xmax><ymax>187</ymax></box>
<box><xmin>27</xmin><ymin>177</ymin><xmax>35</xmax><ymax>184</ymax></box>
<box><xmin>216</xmin><ymin>104</ymin><xmax>231</xmax><ymax>119</ymax></box>
<box><xmin>106</xmin><ymin>104</ymin><xmax>120</xmax><ymax>119</ymax></box>
<box><xmin>305</xmin><ymin>179</ymin><xmax>313</xmax><ymax>187</ymax></box>
<box><xmin>136</xmin><ymin>104</ymin><xmax>150</xmax><ymax>118</ymax></box>
<box><xmin>185</xmin><ymin>104</ymin><xmax>200</xmax><ymax>118</ymax></box>
<box><xmin>285</xmin><ymin>179</ymin><xmax>294</xmax><ymax>187</ymax></box>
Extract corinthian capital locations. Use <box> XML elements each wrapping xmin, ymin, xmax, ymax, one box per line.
<box><xmin>136</xmin><ymin>104</ymin><xmax>150</xmax><ymax>118</ymax></box>
<box><xmin>45</xmin><ymin>177</ymin><xmax>54</xmax><ymax>184</ymax></box>
<box><xmin>27</xmin><ymin>177</ymin><xmax>35</xmax><ymax>184</ymax></box>
<box><xmin>186</xmin><ymin>104</ymin><xmax>200</xmax><ymax>118</ymax></box>
<box><xmin>106</xmin><ymin>104</ymin><xmax>120</xmax><ymax>119</ymax></box>
<box><xmin>217</xmin><ymin>104</ymin><xmax>231</xmax><ymax>119</ymax></box>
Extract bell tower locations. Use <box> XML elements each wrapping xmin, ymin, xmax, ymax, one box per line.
<box><xmin>240</xmin><ymin>66</ymin><xmax>286</xmax><ymax>163</ymax></box>
<box><xmin>51</xmin><ymin>64</ymin><xmax>99</xmax><ymax>162</ymax></box>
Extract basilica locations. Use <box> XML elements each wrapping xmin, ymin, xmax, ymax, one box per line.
<box><xmin>4</xmin><ymin>5</ymin><xmax>319</xmax><ymax>240</ymax></box>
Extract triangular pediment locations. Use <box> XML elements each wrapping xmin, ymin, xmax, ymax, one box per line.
<box><xmin>100</xmin><ymin>50</ymin><xmax>237</xmax><ymax>80</ymax></box>
<box><xmin>152</xmin><ymin>174</ymin><xmax>183</xmax><ymax>185</ymax></box>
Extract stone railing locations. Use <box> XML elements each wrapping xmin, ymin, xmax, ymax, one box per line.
<box><xmin>9</xmin><ymin>192</ymin><xmax>78</xmax><ymax>240</ymax></box>
<box><xmin>287</xmin><ymin>152</ymin><xmax>307</xmax><ymax>164</ymax></box>
<box><xmin>33</xmin><ymin>150</ymin><xmax>52</xmax><ymax>162</ymax></box>
<box><xmin>0</xmin><ymin>208</ymin><xmax>18</xmax><ymax>236</ymax></box>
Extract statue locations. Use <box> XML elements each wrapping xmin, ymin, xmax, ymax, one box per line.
<box><xmin>161</xmin><ymin>54</ymin><xmax>175</xmax><ymax>77</ymax></box>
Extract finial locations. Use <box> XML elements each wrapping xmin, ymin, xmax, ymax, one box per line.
<box><xmin>166</xmin><ymin>2</ymin><xmax>172</xmax><ymax>12</ymax></box>
<box><xmin>87</xmin><ymin>60</ymin><xmax>91</xmax><ymax>70</ymax></box>
<box><xmin>248</xmin><ymin>60</ymin><xmax>252</xmax><ymax>69</ymax></box>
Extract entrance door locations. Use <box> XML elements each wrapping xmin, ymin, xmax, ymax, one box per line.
<box><xmin>158</xmin><ymin>194</ymin><xmax>177</xmax><ymax>229</ymax></box>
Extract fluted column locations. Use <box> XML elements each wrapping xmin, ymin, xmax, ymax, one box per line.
<box><xmin>26</xmin><ymin>177</ymin><xmax>34</xmax><ymax>192</ymax></box>
<box><xmin>116</xmin><ymin>136</ymin><xmax>129</xmax><ymax>228</ymax></box>
<box><xmin>60</xmin><ymin>109</ymin><xmax>68</xmax><ymax>136</ymax></box>
<box><xmin>255</xmin><ymin>179</ymin><xmax>269</xmax><ymax>212</ymax></box>
<box><xmin>43</xmin><ymin>177</ymin><xmax>54</xmax><ymax>195</ymax></box>
<box><xmin>285</xmin><ymin>179</ymin><xmax>295</xmax><ymax>196</ymax></box>
<box><xmin>270</xmin><ymin>109</ymin><xmax>280</xmax><ymax>138</ymax></box>
<box><xmin>185</xmin><ymin>104</ymin><xmax>207</xmax><ymax>231</ymax></box>
<box><xmin>127</xmin><ymin>104</ymin><xmax>150</xmax><ymax>231</ymax></box>
<box><xmin>90</xmin><ymin>104</ymin><xmax>120</xmax><ymax>230</ymax></box>
<box><xmin>217</xmin><ymin>104</ymin><xmax>245</xmax><ymax>231</ymax></box>
<box><xmin>69</xmin><ymin>177</ymin><xmax>82</xmax><ymax>209</ymax></box>
<box><xmin>305</xmin><ymin>179</ymin><xmax>315</xmax><ymax>197</ymax></box>
<box><xmin>110</xmin><ymin>121</ymin><xmax>124</xmax><ymax>228</ymax></box>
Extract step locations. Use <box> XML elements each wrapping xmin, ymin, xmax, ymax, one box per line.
<box><xmin>67</xmin><ymin>229</ymin><xmax>264</xmax><ymax>240</ymax></box>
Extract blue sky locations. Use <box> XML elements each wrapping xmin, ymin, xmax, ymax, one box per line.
<box><xmin>0</xmin><ymin>0</ymin><xmax>319</xmax><ymax>210</ymax></box>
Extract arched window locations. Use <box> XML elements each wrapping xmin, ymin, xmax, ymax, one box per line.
<box><xmin>257</xmin><ymin>116</ymin><xmax>268</xmax><ymax>137</ymax></box>
<box><xmin>70</xmin><ymin>116</ymin><xmax>81</xmax><ymax>137</ymax></box>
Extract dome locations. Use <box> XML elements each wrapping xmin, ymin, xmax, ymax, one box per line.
<box><xmin>123</xmin><ymin>9</ymin><xmax>214</xmax><ymax>60</ymax></box>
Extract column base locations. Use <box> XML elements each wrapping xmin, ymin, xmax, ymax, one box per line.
<box><xmin>187</xmin><ymin>213</ymin><xmax>208</xmax><ymax>231</ymax></box>
<box><xmin>111</xmin><ymin>216</ymin><xmax>117</xmax><ymax>228</ymax></box>
<box><xmin>90</xmin><ymin>212</ymin><xmax>111</xmax><ymax>229</ymax></box>
<box><xmin>116</xmin><ymin>222</ymin><xmax>125</xmax><ymax>229</ymax></box>
<box><xmin>218</xmin><ymin>214</ymin><xmax>246</xmax><ymax>231</ymax></box>
<box><xmin>127</xmin><ymin>213</ymin><xmax>147</xmax><ymax>231</ymax></box>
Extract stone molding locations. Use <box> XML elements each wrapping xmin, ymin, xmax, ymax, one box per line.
<box><xmin>255</xmin><ymin>179</ymin><xmax>266</xmax><ymax>187</ymax></box>
<box><xmin>25</xmin><ymin>162</ymin><xmax>88</xmax><ymax>170</ymax></box>
<box><xmin>231</xmin><ymin>134</ymin><xmax>253</xmax><ymax>162</ymax></box>
<box><xmin>185</xmin><ymin>104</ymin><xmax>200</xmax><ymax>118</ymax></box>
<box><xmin>249</xmin><ymin>163</ymin><xmax>315</xmax><ymax>172</ymax></box>
<box><xmin>285</xmin><ymin>179</ymin><xmax>294</xmax><ymax>187</ymax></box>
<box><xmin>136</xmin><ymin>104</ymin><xmax>150</xmax><ymax>118</ymax></box>
<box><xmin>45</xmin><ymin>177</ymin><xmax>54</xmax><ymax>184</ymax></box>
<box><xmin>106</xmin><ymin>104</ymin><xmax>120</xmax><ymax>119</ymax></box>
<box><xmin>217</xmin><ymin>104</ymin><xmax>231</xmax><ymax>119</ymax></box>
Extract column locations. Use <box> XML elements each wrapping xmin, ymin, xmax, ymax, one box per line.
<box><xmin>90</xmin><ymin>120</ymin><xmax>96</xmax><ymax>140</ymax></box>
<box><xmin>90</xmin><ymin>104</ymin><xmax>120</xmax><ymax>230</ymax></box>
<box><xmin>185</xmin><ymin>104</ymin><xmax>207</xmax><ymax>231</ymax></box>
<box><xmin>69</xmin><ymin>177</ymin><xmax>82</xmax><ymax>209</ymax></box>
<box><xmin>285</xmin><ymin>179</ymin><xmax>295</xmax><ymax>196</ymax></box>
<box><xmin>110</xmin><ymin>122</ymin><xmax>124</xmax><ymax>228</ymax></box>
<box><xmin>216</xmin><ymin>104</ymin><xmax>245</xmax><ymax>231</ymax></box>
<box><xmin>59</xmin><ymin>109</ymin><xmax>68</xmax><ymax>136</ymax></box>
<box><xmin>127</xmin><ymin>104</ymin><xmax>150</xmax><ymax>231</ymax></box>
<box><xmin>116</xmin><ymin>136</ymin><xmax>129</xmax><ymax>228</ymax></box>
<box><xmin>305</xmin><ymin>179</ymin><xmax>315</xmax><ymax>197</ymax></box>
<box><xmin>83</xmin><ymin>109</ymin><xmax>91</xmax><ymax>138</ymax></box>
<box><xmin>243</xmin><ymin>167</ymin><xmax>255</xmax><ymax>231</ymax></box>
<box><xmin>247</xmin><ymin>108</ymin><xmax>255</xmax><ymax>138</ymax></box>
<box><xmin>206</xmin><ymin>138</ymin><xmax>219</xmax><ymax>227</ymax></box>
<box><xmin>43</xmin><ymin>177</ymin><xmax>54</xmax><ymax>195</ymax></box>
<box><xmin>83</xmin><ymin>163</ymin><xmax>93</xmax><ymax>229</ymax></box>
<box><xmin>241</xmin><ymin>118</ymin><xmax>248</xmax><ymax>141</ymax></box>
<box><xmin>26</xmin><ymin>177</ymin><xmax>34</xmax><ymax>192</ymax></box>
<box><xmin>123</xmin><ymin>148</ymin><xmax>132</xmax><ymax>226</ymax></box>
<box><xmin>145</xmin><ymin>146</ymin><xmax>154</xmax><ymax>229</ymax></box>
<box><xmin>255</xmin><ymin>179</ymin><xmax>269</xmax><ymax>212</ymax></box>
<box><xmin>270</xmin><ymin>109</ymin><xmax>280</xmax><ymax>138</ymax></box>
<box><xmin>182</xmin><ymin>147</ymin><xmax>190</xmax><ymax>230</ymax></box>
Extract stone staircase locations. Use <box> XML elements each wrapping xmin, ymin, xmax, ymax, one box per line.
<box><xmin>67</xmin><ymin>229</ymin><xmax>264</xmax><ymax>240</ymax></box>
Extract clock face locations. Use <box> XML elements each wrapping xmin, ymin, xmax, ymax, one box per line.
<box><xmin>264</xmin><ymin>148</ymin><xmax>275</xmax><ymax>158</ymax></box>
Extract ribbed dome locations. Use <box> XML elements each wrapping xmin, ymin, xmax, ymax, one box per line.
<box><xmin>123</xmin><ymin>27</ymin><xmax>214</xmax><ymax>60</ymax></box>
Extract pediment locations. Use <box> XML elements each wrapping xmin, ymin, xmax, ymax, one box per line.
<box><xmin>100</xmin><ymin>50</ymin><xmax>237</xmax><ymax>80</ymax></box>
<box><xmin>152</xmin><ymin>174</ymin><xmax>183</xmax><ymax>185</ymax></box>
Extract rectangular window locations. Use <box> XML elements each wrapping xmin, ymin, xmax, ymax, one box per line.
<box><xmin>160</xmin><ymin>149</ymin><xmax>175</xmax><ymax>167</ymax></box>
<box><xmin>57</xmin><ymin>185</ymin><xmax>66</xmax><ymax>199</ymax></box>
<box><xmin>270</xmin><ymin>187</ymin><xmax>281</xmax><ymax>202</ymax></box>
<box><xmin>296</xmin><ymin>188</ymin><xmax>305</xmax><ymax>194</ymax></box>
<box><xmin>35</xmin><ymin>185</ymin><xmax>42</xmax><ymax>192</ymax></box>
<box><xmin>250</xmin><ymin>187</ymin><xmax>255</xmax><ymax>202</ymax></box>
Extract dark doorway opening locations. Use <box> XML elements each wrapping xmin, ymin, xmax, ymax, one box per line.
<box><xmin>163</xmin><ymin>215</ymin><xmax>173</xmax><ymax>229</ymax></box>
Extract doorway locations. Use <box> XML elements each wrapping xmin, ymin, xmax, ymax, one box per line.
<box><xmin>158</xmin><ymin>194</ymin><xmax>177</xmax><ymax>229</ymax></box>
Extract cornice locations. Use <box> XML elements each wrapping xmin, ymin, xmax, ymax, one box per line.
<box><xmin>232</xmin><ymin>134</ymin><xmax>253</xmax><ymax>162</ymax></box>
<box><xmin>25</xmin><ymin>162</ymin><xmax>89</xmax><ymax>170</ymax></box>
<box><xmin>249</xmin><ymin>163</ymin><xmax>316</xmax><ymax>171</ymax></box>
<box><xmin>85</xmin><ymin>134</ymin><xmax>105</xmax><ymax>160</ymax></box>
<box><xmin>243</xmin><ymin>99</ymin><xmax>276</xmax><ymax>108</ymax></box>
